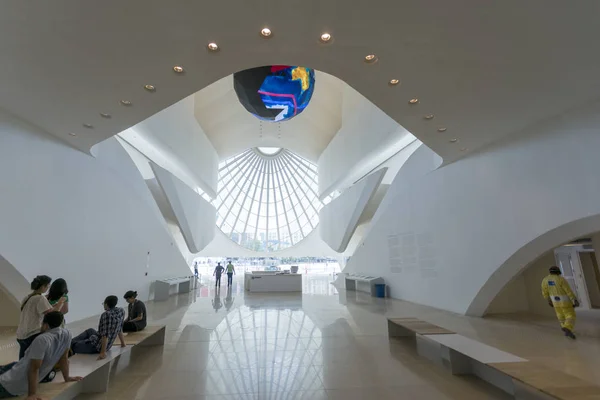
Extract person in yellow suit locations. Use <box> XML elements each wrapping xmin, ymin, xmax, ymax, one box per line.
<box><xmin>541</xmin><ymin>266</ymin><xmax>580</xmax><ymax>339</ymax></box>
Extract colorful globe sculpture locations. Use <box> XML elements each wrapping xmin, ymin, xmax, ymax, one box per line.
<box><xmin>234</xmin><ymin>65</ymin><xmax>315</xmax><ymax>122</ymax></box>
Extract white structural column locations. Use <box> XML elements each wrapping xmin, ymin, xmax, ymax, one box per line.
<box><xmin>151</xmin><ymin>163</ymin><xmax>216</xmax><ymax>253</ymax></box>
<box><xmin>319</xmin><ymin>168</ymin><xmax>387</xmax><ymax>252</ymax></box>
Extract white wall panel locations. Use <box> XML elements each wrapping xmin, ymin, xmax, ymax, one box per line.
<box><xmin>0</xmin><ymin>110</ymin><xmax>190</xmax><ymax>322</ymax></box>
<box><xmin>151</xmin><ymin>163</ymin><xmax>216</xmax><ymax>253</ymax></box>
<box><xmin>345</xmin><ymin>101</ymin><xmax>600</xmax><ymax>316</ymax></box>
<box><xmin>319</xmin><ymin>169</ymin><xmax>386</xmax><ymax>252</ymax></box>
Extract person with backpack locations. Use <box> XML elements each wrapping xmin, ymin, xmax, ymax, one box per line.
<box><xmin>0</xmin><ymin>312</ymin><xmax>82</xmax><ymax>399</ymax></box>
<box><xmin>46</xmin><ymin>279</ymin><xmax>69</xmax><ymax>327</ymax></box>
<box><xmin>16</xmin><ymin>276</ymin><xmax>66</xmax><ymax>359</ymax></box>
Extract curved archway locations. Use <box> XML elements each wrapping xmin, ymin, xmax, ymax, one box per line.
<box><xmin>467</xmin><ymin>214</ymin><xmax>600</xmax><ymax>316</ymax></box>
<box><xmin>0</xmin><ymin>254</ymin><xmax>30</xmax><ymax>326</ymax></box>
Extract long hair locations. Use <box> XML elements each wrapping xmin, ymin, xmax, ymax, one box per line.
<box><xmin>47</xmin><ymin>278</ymin><xmax>68</xmax><ymax>302</ymax></box>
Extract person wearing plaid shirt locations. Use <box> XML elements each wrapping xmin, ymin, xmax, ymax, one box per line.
<box><xmin>70</xmin><ymin>296</ymin><xmax>126</xmax><ymax>360</ymax></box>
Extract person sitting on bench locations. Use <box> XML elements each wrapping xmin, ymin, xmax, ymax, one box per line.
<box><xmin>122</xmin><ymin>291</ymin><xmax>146</xmax><ymax>333</ymax></box>
<box><xmin>70</xmin><ymin>295</ymin><xmax>126</xmax><ymax>360</ymax></box>
<box><xmin>0</xmin><ymin>312</ymin><xmax>82</xmax><ymax>399</ymax></box>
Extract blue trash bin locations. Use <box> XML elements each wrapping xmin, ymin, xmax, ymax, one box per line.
<box><xmin>375</xmin><ymin>284</ymin><xmax>386</xmax><ymax>298</ymax></box>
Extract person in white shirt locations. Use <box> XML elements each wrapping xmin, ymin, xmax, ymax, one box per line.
<box><xmin>16</xmin><ymin>276</ymin><xmax>66</xmax><ymax>359</ymax></box>
<box><xmin>0</xmin><ymin>312</ymin><xmax>82</xmax><ymax>399</ymax></box>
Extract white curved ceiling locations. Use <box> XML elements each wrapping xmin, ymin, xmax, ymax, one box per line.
<box><xmin>1</xmin><ymin>1</ymin><xmax>600</xmax><ymax>164</ymax></box>
<box><xmin>194</xmin><ymin>71</ymin><xmax>342</xmax><ymax>162</ymax></box>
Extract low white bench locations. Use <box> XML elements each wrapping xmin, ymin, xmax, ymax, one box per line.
<box><xmin>155</xmin><ymin>277</ymin><xmax>192</xmax><ymax>301</ymax></box>
<box><xmin>16</xmin><ymin>325</ymin><xmax>166</xmax><ymax>400</ymax></box>
<box><xmin>345</xmin><ymin>274</ymin><xmax>384</xmax><ymax>297</ymax></box>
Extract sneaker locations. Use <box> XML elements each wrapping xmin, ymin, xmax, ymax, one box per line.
<box><xmin>562</xmin><ymin>327</ymin><xmax>577</xmax><ymax>339</ymax></box>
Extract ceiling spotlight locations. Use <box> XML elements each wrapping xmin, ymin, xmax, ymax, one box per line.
<box><xmin>100</xmin><ymin>113</ymin><xmax>111</xmax><ymax>119</ymax></box>
<box><xmin>460</xmin><ymin>147</ymin><xmax>468</xmax><ymax>152</ymax></box>
<box><xmin>120</xmin><ymin>100</ymin><xmax>132</xmax><ymax>106</ymax></box>
<box><xmin>320</xmin><ymin>33</ymin><xmax>332</xmax><ymax>43</ymax></box>
<box><xmin>83</xmin><ymin>123</ymin><xmax>93</xmax><ymax>129</ymax></box>
<box><xmin>424</xmin><ymin>114</ymin><xmax>434</xmax><ymax>120</ymax></box>
<box><xmin>449</xmin><ymin>138</ymin><xmax>458</xmax><ymax>143</ymax></box>
<box><xmin>260</xmin><ymin>28</ymin><xmax>272</xmax><ymax>38</ymax></box>
<box><xmin>173</xmin><ymin>65</ymin><xmax>184</xmax><ymax>73</ymax></box>
<box><xmin>69</xmin><ymin>132</ymin><xmax>77</xmax><ymax>137</ymax></box>
<box><xmin>389</xmin><ymin>79</ymin><xmax>400</xmax><ymax>86</ymax></box>
<box><xmin>144</xmin><ymin>84</ymin><xmax>156</xmax><ymax>92</ymax></box>
<box><xmin>207</xmin><ymin>42</ymin><xmax>219</xmax><ymax>51</ymax></box>
<box><xmin>408</xmin><ymin>98</ymin><xmax>419</xmax><ymax>105</ymax></box>
<box><xmin>364</xmin><ymin>54</ymin><xmax>378</xmax><ymax>64</ymax></box>
<box><xmin>437</xmin><ymin>127</ymin><xmax>447</xmax><ymax>132</ymax></box>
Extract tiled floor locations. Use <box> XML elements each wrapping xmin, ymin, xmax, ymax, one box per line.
<box><xmin>2</xmin><ymin>274</ymin><xmax>600</xmax><ymax>399</ymax></box>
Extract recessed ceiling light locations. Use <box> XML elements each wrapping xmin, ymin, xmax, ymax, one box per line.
<box><xmin>260</xmin><ymin>28</ymin><xmax>272</xmax><ymax>38</ymax></box>
<box><xmin>144</xmin><ymin>84</ymin><xmax>156</xmax><ymax>92</ymax></box>
<box><xmin>389</xmin><ymin>79</ymin><xmax>400</xmax><ymax>86</ymax></box>
<box><xmin>173</xmin><ymin>65</ymin><xmax>184</xmax><ymax>73</ymax></box>
<box><xmin>408</xmin><ymin>98</ymin><xmax>419</xmax><ymax>104</ymax></box>
<box><xmin>320</xmin><ymin>33</ymin><xmax>332</xmax><ymax>42</ymax></box>
<box><xmin>364</xmin><ymin>54</ymin><xmax>378</xmax><ymax>63</ymax></box>
<box><xmin>424</xmin><ymin>114</ymin><xmax>434</xmax><ymax>120</ymax></box>
<box><xmin>120</xmin><ymin>100</ymin><xmax>132</xmax><ymax>106</ymax></box>
<box><xmin>83</xmin><ymin>123</ymin><xmax>93</xmax><ymax>129</ymax></box>
<box><xmin>438</xmin><ymin>127</ymin><xmax>447</xmax><ymax>132</ymax></box>
<box><xmin>69</xmin><ymin>132</ymin><xmax>77</xmax><ymax>137</ymax></box>
<box><xmin>100</xmin><ymin>113</ymin><xmax>111</xmax><ymax>119</ymax></box>
<box><xmin>460</xmin><ymin>147</ymin><xmax>468</xmax><ymax>152</ymax></box>
<box><xmin>449</xmin><ymin>138</ymin><xmax>458</xmax><ymax>143</ymax></box>
<box><xmin>207</xmin><ymin>42</ymin><xmax>219</xmax><ymax>51</ymax></box>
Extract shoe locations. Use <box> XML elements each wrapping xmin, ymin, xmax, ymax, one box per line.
<box><xmin>562</xmin><ymin>327</ymin><xmax>576</xmax><ymax>339</ymax></box>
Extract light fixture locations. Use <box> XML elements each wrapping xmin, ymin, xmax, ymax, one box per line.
<box><xmin>173</xmin><ymin>65</ymin><xmax>184</xmax><ymax>73</ymax></box>
<box><xmin>389</xmin><ymin>79</ymin><xmax>400</xmax><ymax>86</ymax></box>
<box><xmin>100</xmin><ymin>113</ymin><xmax>111</xmax><ymax>119</ymax></box>
<box><xmin>364</xmin><ymin>54</ymin><xmax>378</xmax><ymax>63</ymax></box>
<box><xmin>260</xmin><ymin>28</ymin><xmax>272</xmax><ymax>38</ymax></box>
<box><xmin>120</xmin><ymin>100</ymin><xmax>132</xmax><ymax>106</ymax></box>
<box><xmin>437</xmin><ymin>127</ymin><xmax>447</xmax><ymax>132</ymax></box>
<box><xmin>83</xmin><ymin>123</ymin><xmax>93</xmax><ymax>129</ymax></box>
<box><xmin>449</xmin><ymin>138</ymin><xmax>458</xmax><ymax>143</ymax></box>
<box><xmin>144</xmin><ymin>84</ymin><xmax>156</xmax><ymax>92</ymax></box>
<box><xmin>408</xmin><ymin>98</ymin><xmax>419</xmax><ymax>104</ymax></box>
<box><xmin>320</xmin><ymin>33</ymin><xmax>332</xmax><ymax>43</ymax></box>
<box><xmin>69</xmin><ymin>132</ymin><xmax>77</xmax><ymax>137</ymax></box>
<box><xmin>207</xmin><ymin>42</ymin><xmax>219</xmax><ymax>51</ymax></box>
<box><xmin>424</xmin><ymin>114</ymin><xmax>434</xmax><ymax>120</ymax></box>
<box><xmin>460</xmin><ymin>147</ymin><xmax>468</xmax><ymax>152</ymax></box>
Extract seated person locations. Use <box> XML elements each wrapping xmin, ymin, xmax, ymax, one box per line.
<box><xmin>122</xmin><ymin>291</ymin><xmax>147</xmax><ymax>333</ymax></box>
<box><xmin>0</xmin><ymin>312</ymin><xmax>82</xmax><ymax>399</ymax></box>
<box><xmin>71</xmin><ymin>295</ymin><xmax>126</xmax><ymax>360</ymax></box>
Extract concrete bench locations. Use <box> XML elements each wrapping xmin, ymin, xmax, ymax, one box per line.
<box><xmin>388</xmin><ymin>318</ymin><xmax>600</xmax><ymax>399</ymax></box>
<box><xmin>16</xmin><ymin>325</ymin><xmax>166</xmax><ymax>400</ymax></box>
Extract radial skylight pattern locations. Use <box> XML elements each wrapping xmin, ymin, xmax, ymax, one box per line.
<box><xmin>215</xmin><ymin>147</ymin><xmax>322</xmax><ymax>252</ymax></box>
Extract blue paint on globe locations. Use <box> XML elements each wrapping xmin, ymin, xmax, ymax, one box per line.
<box><xmin>233</xmin><ymin>66</ymin><xmax>316</xmax><ymax>122</ymax></box>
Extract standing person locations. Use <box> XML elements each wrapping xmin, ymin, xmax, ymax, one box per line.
<box><xmin>16</xmin><ymin>276</ymin><xmax>65</xmax><ymax>359</ymax></box>
<box><xmin>542</xmin><ymin>266</ymin><xmax>580</xmax><ymax>339</ymax></box>
<box><xmin>0</xmin><ymin>312</ymin><xmax>82</xmax><ymax>399</ymax></box>
<box><xmin>70</xmin><ymin>296</ymin><xmax>126</xmax><ymax>359</ymax></box>
<box><xmin>194</xmin><ymin>262</ymin><xmax>199</xmax><ymax>278</ymax></box>
<box><xmin>46</xmin><ymin>278</ymin><xmax>69</xmax><ymax>327</ymax></box>
<box><xmin>122</xmin><ymin>291</ymin><xmax>147</xmax><ymax>333</ymax></box>
<box><xmin>213</xmin><ymin>262</ymin><xmax>225</xmax><ymax>287</ymax></box>
<box><xmin>226</xmin><ymin>261</ymin><xmax>236</xmax><ymax>287</ymax></box>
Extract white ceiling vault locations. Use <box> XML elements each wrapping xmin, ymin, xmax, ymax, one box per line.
<box><xmin>1</xmin><ymin>1</ymin><xmax>600</xmax><ymax>164</ymax></box>
<box><xmin>194</xmin><ymin>72</ymin><xmax>343</xmax><ymax>162</ymax></box>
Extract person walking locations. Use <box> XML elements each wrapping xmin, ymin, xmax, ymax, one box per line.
<box><xmin>226</xmin><ymin>261</ymin><xmax>236</xmax><ymax>287</ymax></box>
<box><xmin>194</xmin><ymin>262</ymin><xmax>199</xmax><ymax>278</ymax></box>
<box><xmin>213</xmin><ymin>262</ymin><xmax>225</xmax><ymax>287</ymax></box>
<box><xmin>542</xmin><ymin>266</ymin><xmax>580</xmax><ymax>339</ymax></box>
<box><xmin>122</xmin><ymin>291</ymin><xmax>147</xmax><ymax>333</ymax></box>
<box><xmin>16</xmin><ymin>276</ymin><xmax>66</xmax><ymax>359</ymax></box>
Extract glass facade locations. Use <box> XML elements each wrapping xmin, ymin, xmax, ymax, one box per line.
<box><xmin>215</xmin><ymin>147</ymin><xmax>323</xmax><ymax>252</ymax></box>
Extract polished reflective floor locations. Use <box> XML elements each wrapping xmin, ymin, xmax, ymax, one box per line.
<box><xmin>2</xmin><ymin>274</ymin><xmax>600</xmax><ymax>399</ymax></box>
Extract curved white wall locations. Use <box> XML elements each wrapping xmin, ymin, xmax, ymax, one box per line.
<box><xmin>345</xmin><ymin>101</ymin><xmax>600</xmax><ymax>316</ymax></box>
<box><xmin>0</xmin><ymin>110</ymin><xmax>190</xmax><ymax>322</ymax></box>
